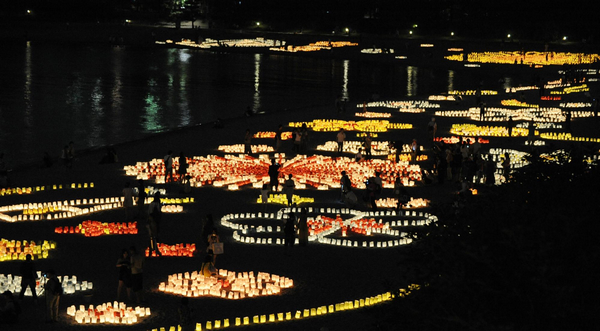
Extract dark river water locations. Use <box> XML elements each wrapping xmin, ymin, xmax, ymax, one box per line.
<box><xmin>0</xmin><ymin>41</ymin><xmax>521</xmax><ymax>167</ymax></box>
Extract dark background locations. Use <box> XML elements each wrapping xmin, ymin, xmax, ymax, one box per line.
<box><xmin>2</xmin><ymin>0</ymin><xmax>599</xmax><ymax>43</ymax></box>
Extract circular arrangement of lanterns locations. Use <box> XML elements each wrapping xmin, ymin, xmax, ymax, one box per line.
<box><xmin>220</xmin><ymin>207</ymin><xmax>437</xmax><ymax>249</ymax></box>
<box><xmin>158</xmin><ymin>269</ymin><xmax>293</xmax><ymax>299</ymax></box>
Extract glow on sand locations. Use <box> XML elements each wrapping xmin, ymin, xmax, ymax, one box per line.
<box><xmin>124</xmin><ymin>154</ymin><xmax>422</xmax><ymax>189</ymax></box>
<box><xmin>288</xmin><ymin>119</ymin><xmax>412</xmax><ymax>132</ymax></box>
<box><xmin>55</xmin><ymin>221</ymin><xmax>138</xmax><ymax>236</ymax></box>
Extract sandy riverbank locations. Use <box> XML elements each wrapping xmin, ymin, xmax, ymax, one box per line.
<box><xmin>1</xmin><ymin>30</ymin><xmax>600</xmax><ymax>331</ymax></box>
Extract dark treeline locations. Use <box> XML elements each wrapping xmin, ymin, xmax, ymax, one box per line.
<box><xmin>2</xmin><ymin>0</ymin><xmax>600</xmax><ymax>42</ymax></box>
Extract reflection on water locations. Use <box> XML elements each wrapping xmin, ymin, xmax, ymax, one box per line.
<box><xmin>143</xmin><ymin>78</ymin><xmax>163</xmax><ymax>133</ymax></box>
<box><xmin>89</xmin><ymin>78</ymin><xmax>105</xmax><ymax>146</ymax></box>
<box><xmin>253</xmin><ymin>53</ymin><xmax>261</xmax><ymax>114</ymax></box>
<box><xmin>342</xmin><ymin>59</ymin><xmax>349</xmax><ymax>101</ymax></box>
<box><xmin>0</xmin><ymin>43</ymin><xmax>520</xmax><ymax>166</ymax></box>
<box><xmin>406</xmin><ymin>66</ymin><xmax>417</xmax><ymax>97</ymax></box>
<box><xmin>24</xmin><ymin>42</ymin><xmax>32</xmax><ymax>132</ymax></box>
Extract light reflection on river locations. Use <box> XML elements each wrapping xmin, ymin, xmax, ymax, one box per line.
<box><xmin>0</xmin><ymin>42</ymin><xmax>511</xmax><ymax>167</ymax></box>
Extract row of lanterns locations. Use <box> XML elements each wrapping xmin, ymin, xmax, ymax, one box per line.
<box><xmin>152</xmin><ymin>284</ymin><xmax>422</xmax><ymax>331</ymax></box>
<box><xmin>358</xmin><ymin>100</ymin><xmax>440</xmax><ymax>109</ymax></box>
<box><xmin>217</xmin><ymin>144</ymin><xmax>275</xmax><ymax>154</ymax></box>
<box><xmin>256</xmin><ymin>194</ymin><xmax>314</xmax><ymax>205</ymax></box>
<box><xmin>253</xmin><ymin>131</ymin><xmax>293</xmax><ymax>140</ymax></box>
<box><xmin>54</xmin><ymin>221</ymin><xmax>138</xmax><ymax>236</ymax></box>
<box><xmin>145</xmin><ymin>243</ymin><xmax>196</xmax><ymax>257</ymax></box>
<box><xmin>287</xmin><ymin>119</ymin><xmax>412</xmax><ymax>132</ymax></box>
<box><xmin>124</xmin><ymin>154</ymin><xmax>423</xmax><ymax>190</ymax></box>
<box><xmin>0</xmin><ymin>273</ymin><xmax>91</xmax><ymax>297</ymax></box>
<box><xmin>539</xmin><ymin>132</ymin><xmax>600</xmax><ymax>142</ymax></box>
<box><xmin>428</xmin><ymin>95</ymin><xmax>456</xmax><ymax>101</ymax></box>
<box><xmin>354</xmin><ymin>111</ymin><xmax>392</xmax><ymax>118</ymax></box>
<box><xmin>0</xmin><ymin>182</ymin><xmax>94</xmax><ymax>196</ymax></box>
<box><xmin>450</xmin><ymin>123</ymin><xmax>528</xmax><ymax>137</ymax></box>
<box><xmin>375</xmin><ymin>197</ymin><xmax>430</xmax><ymax>209</ymax></box>
<box><xmin>500</xmin><ymin>99</ymin><xmax>539</xmax><ymax>108</ymax></box>
<box><xmin>0</xmin><ymin>197</ymin><xmax>125</xmax><ymax>222</ymax></box>
<box><xmin>269</xmin><ymin>41</ymin><xmax>357</xmax><ymax>53</ymax></box>
<box><xmin>434</xmin><ymin>136</ymin><xmax>490</xmax><ymax>144</ymax></box>
<box><xmin>446</xmin><ymin>51</ymin><xmax>600</xmax><ymax>65</ymax></box>
<box><xmin>0</xmin><ymin>239</ymin><xmax>56</xmax><ymax>261</ymax></box>
<box><xmin>67</xmin><ymin>302</ymin><xmax>150</xmax><ymax>324</ymax></box>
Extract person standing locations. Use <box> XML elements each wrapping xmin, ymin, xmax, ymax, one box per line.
<box><xmin>336</xmin><ymin>129</ymin><xmax>346</xmax><ymax>155</ymax></box>
<box><xmin>268</xmin><ymin>159</ymin><xmax>280</xmax><ymax>192</ymax></box>
<box><xmin>300</xmin><ymin>124</ymin><xmax>309</xmax><ymax>154</ymax></box>
<box><xmin>164</xmin><ymin>151</ymin><xmax>174</xmax><ymax>183</ymax></box>
<box><xmin>207</xmin><ymin>229</ymin><xmax>222</xmax><ymax>265</ymax></box>
<box><xmin>283</xmin><ymin>174</ymin><xmax>295</xmax><ymax>207</ymax></box>
<box><xmin>129</xmin><ymin>246</ymin><xmax>145</xmax><ymax>303</ymax></box>
<box><xmin>178</xmin><ymin>152</ymin><xmax>188</xmax><ymax>183</ymax></box>
<box><xmin>123</xmin><ymin>182</ymin><xmax>134</xmax><ymax>221</ymax></box>
<box><xmin>116</xmin><ymin>249</ymin><xmax>132</xmax><ymax>301</ymax></box>
<box><xmin>148</xmin><ymin>192</ymin><xmax>162</xmax><ymax>256</ymax></box>
<box><xmin>501</xmin><ymin>154</ymin><xmax>511</xmax><ymax>183</ymax></box>
<box><xmin>244</xmin><ymin>129</ymin><xmax>252</xmax><ymax>154</ymax></box>
<box><xmin>292</xmin><ymin>128</ymin><xmax>301</xmax><ymax>153</ymax></box>
<box><xmin>44</xmin><ymin>269</ymin><xmax>62</xmax><ymax>323</ymax></box>
<box><xmin>340</xmin><ymin>171</ymin><xmax>352</xmax><ymax>200</ymax></box>
<box><xmin>136</xmin><ymin>179</ymin><xmax>147</xmax><ymax>222</ymax></box>
<box><xmin>364</xmin><ymin>133</ymin><xmax>372</xmax><ymax>159</ymax></box>
<box><xmin>18</xmin><ymin>254</ymin><xmax>37</xmax><ymax>302</ymax></box>
<box><xmin>275</xmin><ymin>124</ymin><xmax>283</xmax><ymax>151</ymax></box>
<box><xmin>393</xmin><ymin>175</ymin><xmax>408</xmax><ymax>211</ymax></box>
<box><xmin>427</xmin><ymin>117</ymin><xmax>438</xmax><ymax>140</ymax></box>
<box><xmin>261</xmin><ymin>183</ymin><xmax>270</xmax><ymax>211</ymax></box>
<box><xmin>298</xmin><ymin>208</ymin><xmax>308</xmax><ymax>246</ymax></box>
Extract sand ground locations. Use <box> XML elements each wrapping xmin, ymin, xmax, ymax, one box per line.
<box><xmin>1</xmin><ymin>43</ymin><xmax>599</xmax><ymax>331</ymax></box>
